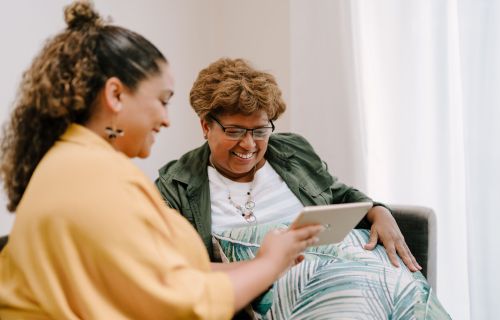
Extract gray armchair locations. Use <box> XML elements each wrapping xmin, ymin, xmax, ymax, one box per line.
<box><xmin>390</xmin><ymin>204</ymin><xmax>437</xmax><ymax>289</ymax></box>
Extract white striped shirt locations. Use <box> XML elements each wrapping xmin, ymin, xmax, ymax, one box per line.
<box><xmin>208</xmin><ymin>161</ymin><xmax>304</xmax><ymax>233</ymax></box>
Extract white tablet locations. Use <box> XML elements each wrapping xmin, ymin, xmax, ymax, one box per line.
<box><xmin>290</xmin><ymin>202</ymin><xmax>372</xmax><ymax>245</ymax></box>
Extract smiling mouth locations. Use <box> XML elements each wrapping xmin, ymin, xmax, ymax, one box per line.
<box><xmin>232</xmin><ymin>151</ymin><xmax>255</xmax><ymax>159</ymax></box>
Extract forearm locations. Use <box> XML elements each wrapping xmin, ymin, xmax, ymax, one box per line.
<box><xmin>220</xmin><ymin>258</ymin><xmax>282</xmax><ymax>312</ymax></box>
<box><xmin>210</xmin><ymin>261</ymin><xmax>246</xmax><ymax>271</ymax></box>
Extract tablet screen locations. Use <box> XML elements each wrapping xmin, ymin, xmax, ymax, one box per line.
<box><xmin>290</xmin><ymin>202</ymin><xmax>372</xmax><ymax>245</ymax></box>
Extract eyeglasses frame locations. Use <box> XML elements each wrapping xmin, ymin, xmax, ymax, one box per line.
<box><xmin>208</xmin><ymin>114</ymin><xmax>275</xmax><ymax>140</ymax></box>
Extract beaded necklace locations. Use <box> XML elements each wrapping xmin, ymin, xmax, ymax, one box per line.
<box><xmin>209</xmin><ymin>157</ymin><xmax>257</xmax><ymax>224</ymax></box>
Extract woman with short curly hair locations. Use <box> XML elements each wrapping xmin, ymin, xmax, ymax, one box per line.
<box><xmin>156</xmin><ymin>58</ymin><xmax>451</xmax><ymax>319</ymax></box>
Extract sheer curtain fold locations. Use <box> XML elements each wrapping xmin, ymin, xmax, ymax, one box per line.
<box><xmin>458</xmin><ymin>1</ymin><xmax>500</xmax><ymax>319</ymax></box>
<box><xmin>348</xmin><ymin>2</ymin><xmax>470</xmax><ymax>318</ymax></box>
<box><xmin>291</xmin><ymin>0</ymin><xmax>500</xmax><ymax>319</ymax></box>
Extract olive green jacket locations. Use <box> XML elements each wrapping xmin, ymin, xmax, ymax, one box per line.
<box><xmin>156</xmin><ymin>133</ymin><xmax>381</xmax><ymax>260</ymax></box>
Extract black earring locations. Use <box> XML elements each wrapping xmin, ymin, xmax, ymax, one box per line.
<box><xmin>105</xmin><ymin>127</ymin><xmax>124</xmax><ymax>140</ymax></box>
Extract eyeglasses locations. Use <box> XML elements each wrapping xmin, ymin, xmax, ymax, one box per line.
<box><xmin>208</xmin><ymin>114</ymin><xmax>275</xmax><ymax>140</ymax></box>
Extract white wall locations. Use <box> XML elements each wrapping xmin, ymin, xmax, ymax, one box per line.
<box><xmin>290</xmin><ymin>1</ymin><xmax>367</xmax><ymax>189</ymax></box>
<box><xmin>0</xmin><ymin>0</ymin><xmax>72</xmax><ymax>234</ymax></box>
<box><xmin>0</xmin><ymin>0</ymin><xmax>290</xmax><ymax>234</ymax></box>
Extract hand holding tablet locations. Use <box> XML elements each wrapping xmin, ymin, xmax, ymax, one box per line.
<box><xmin>290</xmin><ymin>202</ymin><xmax>373</xmax><ymax>246</ymax></box>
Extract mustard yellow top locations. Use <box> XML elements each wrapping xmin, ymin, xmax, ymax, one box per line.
<box><xmin>0</xmin><ymin>124</ymin><xmax>234</xmax><ymax>320</ymax></box>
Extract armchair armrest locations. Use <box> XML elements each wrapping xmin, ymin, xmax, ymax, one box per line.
<box><xmin>389</xmin><ymin>204</ymin><xmax>437</xmax><ymax>290</ymax></box>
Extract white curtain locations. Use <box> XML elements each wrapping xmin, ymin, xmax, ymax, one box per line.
<box><xmin>290</xmin><ymin>0</ymin><xmax>500</xmax><ymax>319</ymax></box>
<box><xmin>456</xmin><ymin>0</ymin><xmax>500</xmax><ymax>318</ymax></box>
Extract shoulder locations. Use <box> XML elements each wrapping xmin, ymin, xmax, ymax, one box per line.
<box><xmin>26</xmin><ymin>140</ymin><xmax>153</xmax><ymax>219</ymax></box>
<box><xmin>47</xmin><ymin>138</ymin><xmax>140</xmax><ymax>184</ymax></box>
<box><xmin>157</xmin><ymin>143</ymin><xmax>210</xmax><ymax>184</ymax></box>
<box><xmin>269</xmin><ymin>132</ymin><xmax>315</xmax><ymax>150</ymax></box>
<box><xmin>16</xmin><ymin>134</ymin><xmax>173</xmax><ymax>254</ymax></box>
<box><xmin>269</xmin><ymin>132</ymin><xmax>309</xmax><ymax>144</ymax></box>
<box><xmin>268</xmin><ymin>132</ymin><xmax>319</xmax><ymax>159</ymax></box>
<box><xmin>267</xmin><ymin>132</ymin><xmax>328</xmax><ymax>178</ymax></box>
<box><xmin>155</xmin><ymin>143</ymin><xmax>210</xmax><ymax>211</ymax></box>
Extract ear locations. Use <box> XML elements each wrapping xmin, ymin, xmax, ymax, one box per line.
<box><xmin>103</xmin><ymin>77</ymin><xmax>125</xmax><ymax>113</ymax></box>
<box><xmin>200</xmin><ymin>118</ymin><xmax>210</xmax><ymax>138</ymax></box>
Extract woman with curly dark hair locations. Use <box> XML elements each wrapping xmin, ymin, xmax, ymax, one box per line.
<box><xmin>0</xmin><ymin>2</ymin><xmax>321</xmax><ymax>319</ymax></box>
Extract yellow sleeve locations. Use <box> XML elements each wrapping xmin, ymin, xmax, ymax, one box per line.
<box><xmin>20</xmin><ymin>179</ymin><xmax>234</xmax><ymax>320</ymax></box>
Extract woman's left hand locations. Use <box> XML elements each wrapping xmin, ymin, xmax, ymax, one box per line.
<box><xmin>363</xmin><ymin>206</ymin><xmax>422</xmax><ymax>272</ymax></box>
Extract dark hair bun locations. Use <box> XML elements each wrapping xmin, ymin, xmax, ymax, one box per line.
<box><xmin>64</xmin><ymin>1</ymin><xmax>102</xmax><ymax>30</ymax></box>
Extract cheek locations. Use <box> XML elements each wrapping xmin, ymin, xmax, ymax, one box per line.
<box><xmin>257</xmin><ymin>141</ymin><xmax>269</xmax><ymax>155</ymax></box>
<box><xmin>210</xmin><ymin>140</ymin><xmax>235</xmax><ymax>157</ymax></box>
<box><xmin>156</xmin><ymin>105</ymin><xmax>166</xmax><ymax>120</ymax></box>
<box><xmin>210</xmin><ymin>135</ymin><xmax>232</xmax><ymax>149</ymax></box>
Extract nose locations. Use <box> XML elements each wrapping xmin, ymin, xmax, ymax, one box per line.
<box><xmin>161</xmin><ymin>108</ymin><xmax>170</xmax><ymax>128</ymax></box>
<box><xmin>239</xmin><ymin>130</ymin><xmax>256</xmax><ymax>148</ymax></box>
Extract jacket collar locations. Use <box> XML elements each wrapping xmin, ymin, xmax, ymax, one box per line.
<box><xmin>170</xmin><ymin>142</ymin><xmax>211</xmax><ymax>194</ymax></box>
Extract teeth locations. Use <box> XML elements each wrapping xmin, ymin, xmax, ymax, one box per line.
<box><xmin>233</xmin><ymin>151</ymin><xmax>254</xmax><ymax>159</ymax></box>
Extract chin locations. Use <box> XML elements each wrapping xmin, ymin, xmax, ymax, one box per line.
<box><xmin>232</xmin><ymin>164</ymin><xmax>254</xmax><ymax>174</ymax></box>
<box><xmin>137</xmin><ymin>141</ymin><xmax>153</xmax><ymax>158</ymax></box>
<box><xmin>137</xmin><ymin>150</ymin><xmax>151</xmax><ymax>158</ymax></box>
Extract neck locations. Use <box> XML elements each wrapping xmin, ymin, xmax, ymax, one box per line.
<box><xmin>209</xmin><ymin>156</ymin><xmax>262</xmax><ymax>183</ymax></box>
<box><xmin>84</xmin><ymin>115</ymin><xmax>115</xmax><ymax>142</ymax></box>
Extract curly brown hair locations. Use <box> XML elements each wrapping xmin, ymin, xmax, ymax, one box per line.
<box><xmin>189</xmin><ymin>58</ymin><xmax>286</xmax><ymax>121</ymax></box>
<box><xmin>0</xmin><ymin>0</ymin><xmax>166</xmax><ymax>212</ymax></box>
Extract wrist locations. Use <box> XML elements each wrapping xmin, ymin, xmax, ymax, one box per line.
<box><xmin>254</xmin><ymin>255</ymin><xmax>286</xmax><ymax>281</ymax></box>
<box><xmin>366</xmin><ymin>205</ymin><xmax>391</xmax><ymax>224</ymax></box>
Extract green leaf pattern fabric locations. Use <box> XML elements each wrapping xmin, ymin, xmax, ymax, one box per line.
<box><xmin>213</xmin><ymin>224</ymin><xmax>450</xmax><ymax>320</ymax></box>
